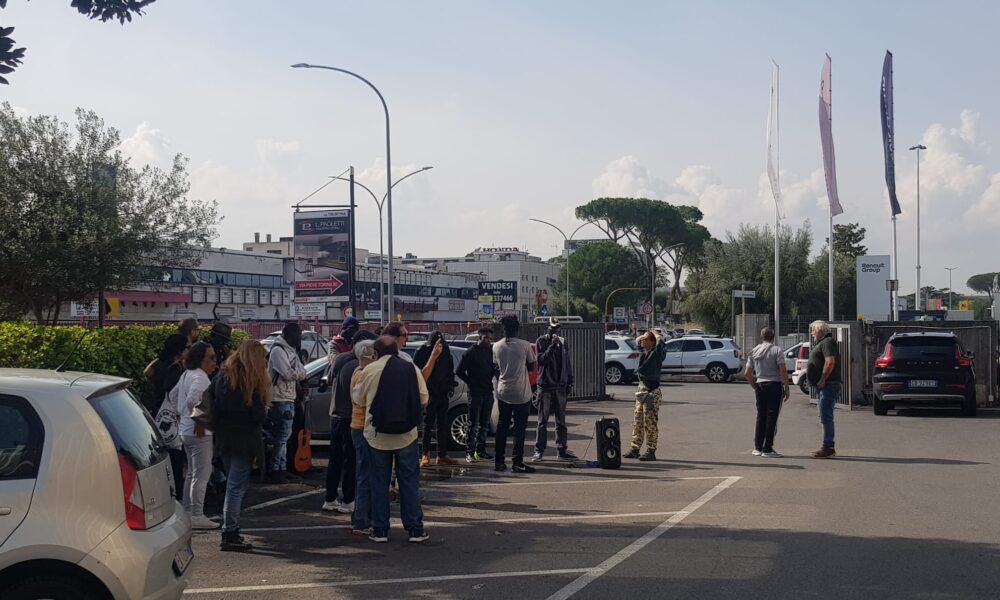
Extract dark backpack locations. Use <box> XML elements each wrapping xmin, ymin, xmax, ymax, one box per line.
<box><xmin>369</xmin><ymin>356</ymin><xmax>422</xmax><ymax>435</ymax></box>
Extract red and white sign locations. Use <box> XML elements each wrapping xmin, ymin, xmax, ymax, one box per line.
<box><xmin>295</xmin><ymin>277</ymin><xmax>343</xmax><ymax>294</ymax></box>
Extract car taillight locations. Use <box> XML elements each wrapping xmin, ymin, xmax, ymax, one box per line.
<box><xmin>875</xmin><ymin>344</ymin><xmax>893</xmax><ymax>369</ymax></box>
<box><xmin>795</xmin><ymin>359</ymin><xmax>806</xmax><ymax>370</ymax></box>
<box><xmin>118</xmin><ymin>454</ymin><xmax>147</xmax><ymax>530</ymax></box>
<box><xmin>628</xmin><ymin>353</ymin><xmax>639</xmax><ymax>359</ymax></box>
<box><xmin>955</xmin><ymin>346</ymin><xmax>973</xmax><ymax>368</ymax></box>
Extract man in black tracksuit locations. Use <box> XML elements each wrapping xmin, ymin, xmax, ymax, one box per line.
<box><xmin>456</xmin><ymin>327</ymin><xmax>499</xmax><ymax>463</ymax></box>
<box><xmin>414</xmin><ymin>331</ymin><xmax>458</xmax><ymax>466</ymax></box>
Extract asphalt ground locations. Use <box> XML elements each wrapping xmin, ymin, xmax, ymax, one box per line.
<box><xmin>184</xmin><ymin>381</ymin><xmax>1000</xmax><ymax>600</ymax></box>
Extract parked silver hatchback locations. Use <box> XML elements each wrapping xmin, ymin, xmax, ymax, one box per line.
<box><xmin>0</xmin><ymin>369</ymin><xmax>192</xmax><ymax>600</ymax></box>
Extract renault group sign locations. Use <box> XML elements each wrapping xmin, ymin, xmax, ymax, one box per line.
<box><xmin>856</xmin><ymin>255</ymin><xmax>891</xmax><ymax>320</ymax></box>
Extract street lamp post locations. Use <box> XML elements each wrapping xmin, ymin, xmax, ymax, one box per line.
<box><xmin>528</xmin><ymin>219</ymin><xmax>593</xmax><ymax>317</ymax></box>
<box><xmin>292</xmin><ymin>63</ymin><xmax>397</xmax><ymax>321</ymax></box>
<box><xmin>330</xmin><ymin>167</ymin><xmax>433</xmax><ymax>324</ymax></box>
<box><xmin>945</xmin><ymin>267</ymin><xmax>957</xmax><ymax>310</ymax></box>
<box><xmin>909</xmin><ymin>144</ymin><xmax>927</xmax><ymax>311</ymax></box>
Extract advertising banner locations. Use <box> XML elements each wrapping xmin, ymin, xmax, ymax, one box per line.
<box><xmin>856</xmin><ymin>255</ymin><xmax>891</xmax><ymax>320</ymax></box>
<box><xmin>294</xmin><ymin>210</ymin><xmax>352</xmax><ymax>302</ymax></box>
<box><xmin>478</xmin><ymin>294</ymin><xmax>494</xmax><ymax>320</ymax></box>
<box><xmin>291</xmin><ymin>303</ymin><xmax>325</xmax><ymax>318</ymax></box>
<box><xmin>881</xmin><ymin>50</ymin><xmax>901</xmax><ymax>215</ymax></box>
<box><xmin>478</xmin><ymin>281</ymin><xmax>517</xmax><ymax>303</ymax></box>
<box><xmin>819</xmin><ymin>54</ymin><xmax>844</xmax><ymax>216</ymax></box>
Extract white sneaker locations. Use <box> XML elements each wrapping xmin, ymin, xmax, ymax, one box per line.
<box><xmin>191</xmin><ymin>515</ymin><xmax>221</xmax><ymax>530</ymax></box>
<box><xmin>336</xmin><ymin>500</ymin><xmax>354</xmax><ymax>514</ymax></box>
<box><xmin>762</xmin><ymin>451</ymin><xmax>784</xmax><ymax>458</ymax></box>
<box><xmin>321</xmin><ymin>501</ymin><xmax>339</xmax><ymax>512</ymax></box>
<box><xmin>751</xmin><ymin>449</ymin><xmax>762</xmax><ymax>456</ymax></box>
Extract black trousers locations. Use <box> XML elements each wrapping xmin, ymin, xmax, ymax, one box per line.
<box><xmin>325</xmin><ymin>416</ymin><xmax>356</xmax><ymax>503</ymax></box>
<box><xmin>494</xmin><ymin>401</ymin><xmax>530</xmax><ymax>467</ymax></box>
<box><xmin>422</xmin><ymin>394</ymin><xmax>451</xmax><ymax>457</ymax></box>
<box><xmin>754</xmin><ymin>382</ymin><xmax>783</xmax><ymax>452</ymax></box>
<box><xmin>467</xmin><ymin>392</ymin><xmax>494</xmax><ymax>454</ymax></box>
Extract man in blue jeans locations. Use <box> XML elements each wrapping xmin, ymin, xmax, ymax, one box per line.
<box><xmin>807</xmin><ymin>320</ymin><xmax>841</xmax><ymax>458</ymax></box>
<box><xmin>354</xmin><ymin>336</ymin><xmax>430</xmax><ymax>543</ymax></box>
<box><xmin>267</xmin><ymin>323</ymin><xmax>307</xmax><ymax>483</ymax></box>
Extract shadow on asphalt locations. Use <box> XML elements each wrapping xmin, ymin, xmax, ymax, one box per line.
<box><xmin>893</xmin><ymin>408</ymin><xmax>1000</xmax><ymax>419</ymax></box>
<box><xmin>786</xmin><ymin>455</ymin><xmax>989</xmax><ymax>466</ymax></box>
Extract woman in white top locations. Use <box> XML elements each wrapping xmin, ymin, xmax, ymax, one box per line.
<box><xmin>176</xmin><ymin>341</ymin><xmax>218</xmax><ymax>529</ymax></box>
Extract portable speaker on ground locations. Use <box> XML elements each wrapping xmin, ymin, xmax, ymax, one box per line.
<box><xmin>595</xmin><ymin>417</ymin><xmax>621</xmax><ymax>469</ymax></box>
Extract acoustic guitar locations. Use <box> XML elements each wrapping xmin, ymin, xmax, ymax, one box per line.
<box><xmin>293</xmin><ymin>388</ymin><xmax>313</xmax><ymax>473</ymax></box>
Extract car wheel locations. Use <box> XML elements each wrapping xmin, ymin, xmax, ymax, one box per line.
<box><xmin>798</xmin><ymin>378</ymin><xmax>809</xmax><ymax>395</ymax></box>
<box><xmin>3</xmin><ymin>574</ymin><xmax>107</xmax><ymax>600</ymax></box>
<box><xmin>447</xmin><ymin>406</ymin><xmax>470</xmax><ymax>451</ymax></box>
<box><xmin>961</xmin><ymin>392</ymin><xmax>977</xmax><ymax>417</ymax></box>
<box><xmin>705</xmin><ymin>362</ymin><xmax>730</xmax><ymax>383</ymax></box>
<box><xmin>873</xmin><ymin>396</ymin><xmax>889</xmax><ymax>416</ymax></box>
<box><xmin>605</xmin><ymin>362</ymin><xmax>625</xmax><ymax>385</ymax></box>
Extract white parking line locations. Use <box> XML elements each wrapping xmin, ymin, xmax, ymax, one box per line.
<box><xmin>240</xmin><ymin>510</ymin><xmax>682</xmax><ymax>533</ymax></box>
<box><xmin>184</xmin><ymin>568</ymin><xmax>593</xmax><ymax>594</ymax></box>
<box><xmin>544</xmin><ymin>475</ymin><xmax>742</xmax><ymax>600</ymax></box>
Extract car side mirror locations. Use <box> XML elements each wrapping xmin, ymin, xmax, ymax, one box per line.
<box><xmin>317</xmin><ymin>376</ymin><xmax>330</xmax><ymax>393</ymax></box>
<box><xmin>966</xmin><ymin>351</ymin><xmax>976</xmax><ymax>360</ymax></box>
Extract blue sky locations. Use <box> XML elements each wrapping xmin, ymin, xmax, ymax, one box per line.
<box><xmin>4</xmin><ymin>0</ymin><xmax>999</xmax><ymax>293</ymax></box>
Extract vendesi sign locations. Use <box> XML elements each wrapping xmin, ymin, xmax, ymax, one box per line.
<box><xmin>856</xmin><ymin>255</ymin><xmax>891</xmax><ymax>321</ymax></box>
<box><xmin>477</xmin><ymin>281</ymin><xmax>517</xmax><ymax>303</ymax></box>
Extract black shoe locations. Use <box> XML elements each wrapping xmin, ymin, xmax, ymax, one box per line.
<box><xmin>511</xmin><ymin>463</ymin><xmax>536</xmax><ymax>474</ymax></box>
<box><xmin>477</xmin><ymin>450</ymin><xmax>494</xmax><ymax>460</ymax></box>
<box><xmin>494</xmin><ymin>463</ymin><xmax>507</xmax><ymax>472</ymax></box>
<box><xmin>285</xmin><ymin>471</ymin><xmax>302</xmax><ymax>481</ymax></box>
<box><xmin>266</xmin><ymin>471</ymin><xmax>287</xmax><ymax>484</ymax></box>
<box><xmin>638</xmin><ymin>449</ymin><xmax>657</xmax><ymax>462</ymax></box>
<box><xmin>408</xmin><ymin>528</ymin><xmax>430</xmax><ymax>543</ymax></box>
<box><xmin>220</xmin><ymin>531</ymin><xmax>253</xmax><ymax>552</ymax></box>
<box><xmin>557</xmin><ymin>450</ymin><xmax>579</xmax><ymax>461</ymax></box>
<box><xmin>623</xmin><ymin>448</ymin><xmax>641</xmax><ymax>459</ymax></box>
<box><xmin>369</xmin><ymin>528</ymin><xmax>389</xmax><ymax>543</ymax></box>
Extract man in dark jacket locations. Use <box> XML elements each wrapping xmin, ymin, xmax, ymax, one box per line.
<box><xmin>209</xmin><ymin>322</ymin><xmax>232</xmax><ymax>371</ymax></box>
<box><xmin>624</xmin><ymin>330</ymin><xmax>668</xmax><ymax>462</ymax></box>
<box><xmin>532</xmin><ymin>319</ymin><xmax>576</xmax><ymax>462</ymax></box>
<box><xmin>456</xmin><ymin>327</ymin><xmax>498</xmax><ymax>463</ymax></box>
<box><xmin>414</xmin><ymin>331</ymin><xmax>457</xmax><ymax>466</ymax></box>
<box><xmin>332</xmin><ymin>316</ymin><xmax>360</xmax><ymax>356</ymax></box>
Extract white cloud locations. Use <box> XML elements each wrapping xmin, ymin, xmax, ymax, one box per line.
<box><xmin>119</xmin><ymin>122</ymin><xmax>173</xmax><ymax>168</ymax></box>
<box><xmin>591</xmin><ymin>155</ymin><xmax>670</xmax><ymax>198</ymax></box>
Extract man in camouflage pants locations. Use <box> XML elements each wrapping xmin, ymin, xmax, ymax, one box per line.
<box><xmin>624</xmin><ymin>331</ymin><xmax>668</xmax><ymax>462</ymax></box>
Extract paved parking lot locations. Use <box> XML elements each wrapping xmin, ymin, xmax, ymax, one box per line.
<box><xmin>185</xmin><ymin>382</ymin><xmax>1000</xmax><ymax>599</ymax></box>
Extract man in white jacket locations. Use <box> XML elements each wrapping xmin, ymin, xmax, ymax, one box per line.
<box><xmin>267</xmin><ymin>322</ymin><xmax>307</xmax><ymax>483</ymax></box>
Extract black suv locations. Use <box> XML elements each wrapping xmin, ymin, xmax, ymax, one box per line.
<box><xmin>872</xmin><ymin>332</ymin><xmax>977</xmax><ymax>416</ymax></box>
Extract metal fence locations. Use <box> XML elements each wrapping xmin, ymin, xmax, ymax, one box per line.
<box><xmin>504</xmin><ymin>322</ymin><xmax>607</xmax><ymax>401</ymax></box>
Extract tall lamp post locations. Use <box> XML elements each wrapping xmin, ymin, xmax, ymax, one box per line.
<box><xmin>330</xmin><ymin>167</ymin><xmax>433</xmax><ymax>324</ymax></box>
<box><xmin>291</xmin><ymin>63</ymin><xmax>397</xmax><ymax>321</ymax></box>
<box><xmin>528</xmin><ymin>219</ymin><xmax>593</xmax><ymax>317</ymax></box>
<box><xmin>909</xmin><ymin>144</ymin><xmax>927</xmax><ymax>310</ymax></box>
<box><xmin>945</xmin><ymin>267</ymin><xmax>957</xmax><ymax>310</ymax></box>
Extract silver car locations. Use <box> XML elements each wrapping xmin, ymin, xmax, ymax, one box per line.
<box><xmin>0</xmin><ymin>370</ymin><xmax>191</xmax><ymax>599</ymax></box>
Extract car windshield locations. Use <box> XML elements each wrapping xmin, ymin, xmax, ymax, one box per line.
<box><xmin>888</xmin><ymin>337</ymin><xmax>957</xmax><ymax>358</ymax></box>
<box><xmin>305</xmin><ymin>357</ymin><xmax>329</xmax><ymax>374</ymax></box>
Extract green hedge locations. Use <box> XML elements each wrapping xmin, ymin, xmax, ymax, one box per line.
<box><xmin>0</xmin><ymin>323</ymin><xmax>249</xmax><ymax>408</ymax></box>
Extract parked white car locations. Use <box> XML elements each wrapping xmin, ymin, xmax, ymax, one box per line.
<box><xmin>0</xmin><ymin>370</ymin><xmax>192</xmax><ymax>600</ymax></box>
<box><xmin>661</xmin><ymin>336</ymin><xmax>743</xmax><ymax>382</ymax></box>
<box><xmin>782</xmin><ymin>341</ymin><xmax>811</xmax><ymax>374</ymax></box>
<box><xmin>605</xmin><ymin>335</ymin><xmax>641</xmax><ymax>385</ymax></box>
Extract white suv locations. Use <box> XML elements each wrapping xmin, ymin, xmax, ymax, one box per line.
<box><xmin>605</xmin><ymin>336</ymin><xmax>641</xmax><ymax>385</ymax></box>
<box><xmin>661</xmin><ymin>336</ymin><xmax>743</xmax><ymax>383</ymax></box>
<box><xmin>0</xmin><ymin>370</ymin><xmax>192</xmax><ymax>600</ymax></box>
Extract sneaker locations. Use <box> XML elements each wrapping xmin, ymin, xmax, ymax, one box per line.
<box><xmin>751</xmin><ymin>449</ymin><xmax>763</xmax><ymax>456</ymax></box>
<box><xmin>494</xmin><ymin>463</ymin><xmax>507</xmax><ymax>472</ymax></box>
<box><xmin>761</xmin><ymin>451</ymin><xmax>784</xmax><ymax>458</ymax></box>
<box><xmin>476</xmin><ymin>450</ymin><xmax>493</xmax><ymax>460</ymax></box>
<box><xmin>336</xmin><ymin>500</ymin><xmax>355</xmax><ymax>514</ymax></box>
<box><xmin>511</xmin><ymin>463</ymin><xmax>536</xmax><ymax>474</ymax></box>
<box><xmin>220</xmin><ymin>531</ymin><xmax>253</xmax><ymax>552</ymax></box>
<box><xmin>351</xmin><ymin>527</ymin><xmax>373</xmax><ymax>537</ymax></box>
<box><xmin>437</xmin><ymin>456</ymin><xmax>459</xmax><ymax>466</ymax></box>
<box><xmin>408</xmin><ymin>528</ymin><xmax>430</xmax><ymax>543</ymax></box>
<box><xmin>557</xmin><ymin>450</ymin><xmax>579</xmax><ymax>461</ymax></box>
<box><xmin>623</xmin><ymin>447</ymin><xmax>641</xmax><ymax>459</ymax></box>
<box><xmin>191</xmin><ymin>515</ymin><xmax>221</xmax><ymax>530</ymax></box>
<box><xmin>466</xmin><ymin>452</ymin><xmax>478</xmax><ymax>463</ymax></box>
<box><xmin>419</xmin><ymin>455</ymin><xmax>432</xmax><ymax>468</ymax></box>
<box><xmin>321</xmin><ymin>501</ymin><xmax>340</xmax><ymax>512</ymax></box>
<box><xmin>638</xmin><ymin>449</ymin><xmax>657</xmax><ymax>462</ymax></box>
<box><xmin>369</xmin><ymin>528</ymin><xmax>389</xmax><ymax>543</ymax></box>
<box><xmin>812</xmin><ymin>447</ymin><xmax>836</xmax><ymax>459</ymax></box>
<box><xmin>531</xmin><ymin>450</ymin><xmax>544</xmax><ymax>462</ymax></box>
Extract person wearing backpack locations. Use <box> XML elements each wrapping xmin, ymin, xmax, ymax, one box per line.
<box><xmin>176</xmin><ymin>341</ymin><xmax>219</xmax><ymax>530</ymax></box>
<box><xmin>267</xmin><ymin>322</ymin><xmax>307</xmax><ymax>483</ymax></box>
<box><xmin>354</xmin><ymin>336</ymin><xmax>430</xmax><ymax>544</ymax></box>
<box><xmin>147</xmin><ymin>333</ymin><xmax>189</xmax><ymax>500</ymax></box>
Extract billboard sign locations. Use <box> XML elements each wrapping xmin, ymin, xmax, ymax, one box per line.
<box><xmin>477</xmin><ymin>294</ymin><xmax>494</xmax><ymax>320</ymax></box>
<box><xmin>291</xmin><ymin>303</ymin><xmax>325</xmax><ymax>319</ymax></box>
<box><xmin>293</xmin><ymin>209</ymin><xmax>352</xmax><ymax>302</ymax></box>
<box><xmin>478</xmin><ymin>281</ymin><xmax>517</xmax><ymax>303</ymax></box>
<box><xmin>856</xmin><ymin>255</ymin><xmax>891</xmax><ymax>320</ymax></box>
<box><xmin>613</xmin><ymin>306</ymin><xmax>626</xmax><ymax>325</ymax></box>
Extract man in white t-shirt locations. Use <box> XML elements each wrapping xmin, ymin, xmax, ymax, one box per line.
<box><xmin>744</xmin><ymin>327</ymin><xmax>790</xmax><ymax>458</ymax></box>
<box><xmin>492</xmin><ymin>316</ymin><xmax>538</xmax><ymax>473</ymax></box>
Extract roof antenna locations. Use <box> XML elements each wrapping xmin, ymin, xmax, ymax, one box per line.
<box><xmin>56</xmin><ymin>329</ymin><xmax>92</xmax><ymax>372</ymax></box>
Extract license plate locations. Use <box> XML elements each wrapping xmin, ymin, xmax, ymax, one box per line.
<box><xmin>908</xmin><ymin>380</ymin><xmax>937</xmax><ymax>388</ymax></box>
<box><xmin>173</xmin><ymin>541</ymin><xmax>194</xmax><ymax>575</ymax></box>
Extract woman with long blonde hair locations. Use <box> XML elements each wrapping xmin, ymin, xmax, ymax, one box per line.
<box><xmin>212</xmin><ymin>339</ymin><xmax>271</xmax><ymax>552</ymax></box>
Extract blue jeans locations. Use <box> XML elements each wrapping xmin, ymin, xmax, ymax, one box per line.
<box><xmin>222</xmin><ymin>455</ymin><xmax>252</xmax><ymax>532</ymax></box>
<box><xmin>325</xmin><ymin>417</ymin><xmax>356</xmax><ymax>503</ymax></box>
<box><xmin>269</xmin><ymin>402</ymin><xmax>295</xmax><ymax>471</ymax></box>
<box><xmin>369</xmin><ymin>441</ymin><xmax>423</xmax><ymax>532</ymax></box>
<box><xmin>466</xmin><ymin>392</ymin><xmax>494</xmax><ymax>454</ymax></box>
<box><xmin>351</xmin><ymin>428</ymin><xmax>372</xmax><ymax>531</ymax></box>
<box><xmin>817</xmin><ymin>381</ymin><xmax>840</xmax><ymax>449</ymax></box>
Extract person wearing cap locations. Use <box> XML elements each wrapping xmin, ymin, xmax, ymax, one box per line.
<box><xmin>209</xmin><ymin>322</ymin><xmax>233</xmax><ymax>370</ymax></box>
<box><xmin>332</xmin><ymin>316</ymin><xmax>360</xmax><ymax>356</ymax></box>
<box><xmin>532</xmin><ymin>318</ymin><xmax>576</xmax><ymax>462</ymax></box>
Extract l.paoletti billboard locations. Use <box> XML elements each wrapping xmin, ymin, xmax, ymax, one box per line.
<box><xmin>294</xmin><ymin>209</ymin><xmax>352</xmax><ymax>302</ymax></box>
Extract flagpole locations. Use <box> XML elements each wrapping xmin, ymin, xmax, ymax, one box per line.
<box><xmin>891</xmin><ymin>215</ymin><xmax>898</xmax><ymax>319</ymax></box>
<box><xmin>774</xmin><ymin>63</ymin><xmax>781</xmax><ymax>339</ymax></box>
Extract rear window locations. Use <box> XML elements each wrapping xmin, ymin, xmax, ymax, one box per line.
<box><xmin>623</xmin><ymin>339</ymin><xmax>638</xmax><ymax>351</ymax></box>
<box><xmin>709</xmin><ymin>341</ymin><xmax>724</xmax><ymax>349</ymax></box>
<box><xmin>887</xmin><ymin>337</ymin><xmax>958</xmax><ymax>359</ymax></box>
<box><xmin>89</xmin><ymin>388</ymin><xmax>164</xmax><ymax>470</ymax></box>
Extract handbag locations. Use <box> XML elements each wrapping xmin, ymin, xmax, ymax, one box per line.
<box><xmin>154</xmin><ymin>386</ymin><xmax>181</xmax><ymax>447</ymax></box>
